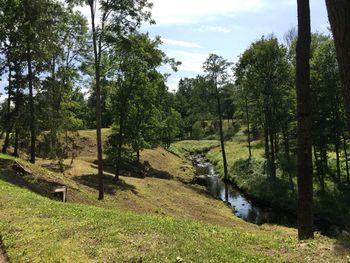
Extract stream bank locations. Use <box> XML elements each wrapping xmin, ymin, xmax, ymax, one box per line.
<box><xmin>189</xmin><ymin>154</ymin><xmax>348</xmax><ymax>237</ymax></box>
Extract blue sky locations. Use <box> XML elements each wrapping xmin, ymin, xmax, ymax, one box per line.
<box><xmin>142</xmin><ymin>0</ymin><xmax>329</xmax><ymax>91</ymax></box>
<box><xmin>0</xmin><ymin>0</ymin><xmax>330</xmax><ymax>100</ymax></box>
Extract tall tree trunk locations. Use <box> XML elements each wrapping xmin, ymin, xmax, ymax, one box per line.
<box><xmin>115</xmin><ymin>111</ymin><xmax>125</xmax><ymax>180</ymax></box>
<box><xmin>26</xmin><ymin>45</ymin><xmax>36</xmax><ymax>164</ymax></box>
<box><xmin>2</xmin><ymin>59</ymin><xmax>12</xmax><ymax>154</ymax></box>
<box><xmin>274</xmin><ymin>132</ymin><xmax>279</xmax><ymax>156</ymax></box>
<box><xmin>216</xmin><ymin>83</ymin><xmax>229</xmax><ymax>190</ymax></box>
<box><xmin>335</xmin><ymin>140</ymin><xmax>341</xmax><ymax>184</ymax></box>
<box><xmin>13</xmin><ymin>129</ymin><xmax>18</xmax><ymax>157</ymax></box>
<box><xmin>320</xmin><ymin>149</ymin><xmax>327</xmax><ymax>186</ymax></box>
<box><xmin>264</xmin><ymin>112</ymin><xmax>270</xmax><ymax>174</ymax></box>
<box><xmin>343</xmin><ymin>132</ymin><xmax>350</xmax><ymax>183</ymax></box>
<box><xmin>326</xmin><ymin>0</ymin><xmax>350</xmax><ymax>133</ymax></box>
<box><xmin>313</xmin><ymin>145</ymin><xmax>325</xmax><ymax>192</ymax></box>
<box><xmin>13</xmin><ymin>63</ymin><xmax>21</xmax><ymax>157</ymax></box>
<box><xmin>268</xmin><ymin>110</ymin><xmax>276</xmax><ymax>179</ymax></box>
<box><xmin>296</xmin><ymin>0</ymin><xmax>314</xmax><ymax>240</ymax></box>
<box><xmin>89</xmin><ymin>0</ymin><xmax>104</xmax><ymax>200</ymax></box>
<box><xmin>282</xmin><ymin>126</ymin><xmax>294</xmax><ymax>191</ymax></box>
<box><xmin>245</xmin><ymin>96</ymin><xmax>252</xmax><ymax>158</ymax></box>
<box><xmin>136</xmin><ymin>150</ymin><xmax>140</xmax><ymax>162</ymax></box>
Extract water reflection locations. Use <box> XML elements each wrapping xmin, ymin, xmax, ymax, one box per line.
<box><xmin>190</xmin><ymin>154</ymin><xmax>295</xmax><ymax>227</ymax></box>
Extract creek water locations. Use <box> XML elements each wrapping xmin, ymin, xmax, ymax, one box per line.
<box><xmin>189</xmin><ymin>154</ymin><xmax>296</xmax><ymax>226</ymax></box>
<box><xmin>189</xmin><ymin>154</ymin><xmax>348</xmax><ymax>237</ymax></box>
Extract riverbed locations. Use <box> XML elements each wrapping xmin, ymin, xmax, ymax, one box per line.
<box><xmin>189</xmin><ymin>154</ymin><xmax>346</xmax><ymax>237</ymax></box>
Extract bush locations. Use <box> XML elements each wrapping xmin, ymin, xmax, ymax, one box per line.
<box><xmin>192</xmin><ymin>122</ymin><xmax>205</xmax><ymax>140</ymax></box>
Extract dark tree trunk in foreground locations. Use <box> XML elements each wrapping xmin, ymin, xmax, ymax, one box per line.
<box><xmin>326</xmin><ymin>0</ymin><xmax>350</xmax><ymax>133</ymax></box>
<box><xmin>296</xmin><ymin>0</ymin><xmax>314</xmax><ymax>240</ymax></box>
<box><xmin>89</xmin><ymin>0</ymin><xmax>104</xmax><ymax>200</ymax></box>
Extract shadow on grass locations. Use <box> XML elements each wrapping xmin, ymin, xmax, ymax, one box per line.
<box><xmin>187</xmin><ymin>183</ymin><xmax>219</xmax><ymax>199</ymax></box>
<box><xmin>0</xmin><ymin>159</ymin><xmax>65</xmax><ymax>200</ymax></box>
<box><xmin>41</xmin><ymin>162</ymin><xmax>73</xmax><ymax>173</ymax></box>
<box><xmin>91</xmin><ymin>159</ymin><xmax>174</xmax><ymax>180</ymax></box>
<box><xmin>73</xmin><ymin>173</ymin><xmax>138</xmax><ymax>195</ymax></box>
<box><xmin>334</xmin><ymin>237</ymin><xmax>350</xmax><ymax>258</ymax></box>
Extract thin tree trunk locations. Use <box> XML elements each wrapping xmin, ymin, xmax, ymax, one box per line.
<box><xmin>269</xmin><ymin>131</ymin><xmax>276</xmax><ymax>179</ymax></box>
<box><xmin>26</xmin><ymin>45</ymin><xmax>36</xmax><ymax>164</ymax></box>
<box><xmin>13</xmin><ymin>129</ymin><xmax>18</xmax><ymax>157</ymax></box>
<box><xmin>325</xmin><ymin>0</ymin><xmax>350</xmax><ymax>134</ymax></box>
<box><xmin>343</xmin><ymin>132</ymin><xmax>350</xmax><ymax>183</ymax></box>
<box><xmin>268</xmin><ymin>110</ymin><xmax>276</xmax><ymax>179</ymax></box>
<box><xmin>215</xmin><ymin>82</ymin><xmax>229</xmax><ymax>193</ymax></box>
<box><xmin>115</xmin><ymin>111</ymin><xmax>125</xmax><ymax>180</ymax></box>
<box><xmin>296</xmin><ymin>0</ymin><xmax>314</xmax><ymax>240</ymax></box>
<box><xmin>2</xmin><ymin>59</ymin><xmax>12</xmax><ymax>154</ymax></box>
<box><xmin>335</xmin><ymin>140</ymin><xmax>341</xmax><ymax>184</ymax></box>
<box><xmin>320</xmin><ymin>148</ymin><xmax>326</xmax><ymax>185</ymax></box>
<box><xmin>264</xmin><ymin>112</ymin><xmax>270</xmax><ymax>174</ymax></box>
<box><xmin>245</xmin><ymin>96</ymin><xmax>252</xmax><ymax>158</ymax></box>
<box><xmin>13</xmin><ymin>63</ymin><xmax>21</xmax><ymax>157</ymax></box>
<box><xmin>136</xmin><ymin>150</ymin><xmax>140</xmax><ymax>162</ymax></box>
<box><xmin>282</xmin><ymin>126</ymin><xmax>294</xmax><ymax>191</ymax></box>
<box><xmin>313</xmin><ymin>145</ymin><xmax>325</xmax><ymax>192</ymax></box>
<box><xmin>89</xmin><ymin>0</ymin><xmax>104</xmax><ymax>200</ymax></box>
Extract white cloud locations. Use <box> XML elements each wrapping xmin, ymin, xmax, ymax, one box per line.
<box><xmin>149</xmin><ymin>0</ymin><xmax>299</xmax><ymax>26</ymax></box>
<box><xmin>150</xmin><ymin>0</ymin><xmax>263</xmax><ymax>26</ymax></box>
<box><xmin>203</xmin><ymin>26</ymin><xmax>232</xmax><ymax>33</ymax></box>
<box><xmin>166</xmin><ymin>50</ymin><xmax>208</xmax><ymax>73</ymax></box>
<box><xmin>162</xmin><ymin>38</ymin><xmax>203</xmax><ymax>48</ymax></box>
<box><xmin>166</xmin><ymin>77</ymin><xmax>181</xmax><ymax>92</ymax></box>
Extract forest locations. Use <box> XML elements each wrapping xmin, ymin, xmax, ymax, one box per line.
<box><xmin>0</xmin><ymin>0</ymin><xmax>350</xmax><ymax>262</ymax></box>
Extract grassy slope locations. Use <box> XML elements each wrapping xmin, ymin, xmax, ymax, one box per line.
<box><xmin>0</xmin><ymin>158</ymin><xmax>348</xmax><ymax>262</ymax></box>
<box><xmin>0</xmin><ymin>130</ymin><xmax>349</xmax><ymax>262</ymax></box>
<box><xmin>171</xmin><ymin>128</ymin><xmax>350</xmax><ymax>231</ymax></box>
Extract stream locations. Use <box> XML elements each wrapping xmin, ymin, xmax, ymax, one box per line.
<box><xmin>189</xmin><ymin>154</ymin><xmax>347</xmax><ymax>237</ymax></box>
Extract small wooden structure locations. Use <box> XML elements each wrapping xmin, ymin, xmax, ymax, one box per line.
<box><xmin>53</xmin><ymin>186</ymin><xmax>68</xmax><ymax>202</ymax></box>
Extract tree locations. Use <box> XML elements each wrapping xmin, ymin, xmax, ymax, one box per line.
<box><xmin>36</xmin><ymin>7</ymin><xmax>88</xmax><ymax>168</ymax></box>
<box><xmin>106</xmin><ymin>34</ymin><xmax>179</xmax><ymax>177</ymax></box>
<box><xmin>80</xmin><ymin>0</ymin><xmax>153</xmax><ymax>199</ymax></box>
<box><xmin>310</xmin><ymin>36</ymin><xmax>345</xmax><ymax>188</ymax></box>
<box><xmin>296</xmin><ymin>0</ymin><xmax>314</xmax><ymax>240</ymax></box>
<box><xmin>234</xmin><ymin>36</ymin><xmax>293</xmax><ymax>179</ymax></box>
<box><xmin>203</xmin><ymin>54</ymin><xmax>231</xmax><ymax>192</ymax></box>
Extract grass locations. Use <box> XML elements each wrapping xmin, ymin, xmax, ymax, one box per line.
<box><xmin>174</xmin><ymin>127</ymin><xmax>350</xmax><ymax>231</ymax></box>
<box><xmin>0</xmin><ymin>164</ymin><xmax>348</xmax><ymax>262</ymax></box>
<box><xmin>0</xmin><ymin>130</ymin><xmax>349</xmax><ymax>262</ymax></box>
<box><xmin>168</xmin><ymin>140</ymin><xmax>220</xmax><ymax>158</ymax></box>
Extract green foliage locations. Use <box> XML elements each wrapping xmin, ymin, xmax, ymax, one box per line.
<box><xmin>192</xmin><ymin>122</ymin><xmax>205</xmax><ymax>140</ymax></box>
<box><xmin>169</xmin><ymin>140</ymin><xmax>220</xmax><ymax>158</ymax></box>
<box><xmin>105</xmin><ymin>33</ymin><xmax>180</xmax><ymax>163</ymax></box>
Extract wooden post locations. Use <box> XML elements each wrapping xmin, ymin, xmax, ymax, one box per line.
<box><xmin>53</xmin><ymin>186</ymin><xmax>67</xmax><ymax>202</ymax></box>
